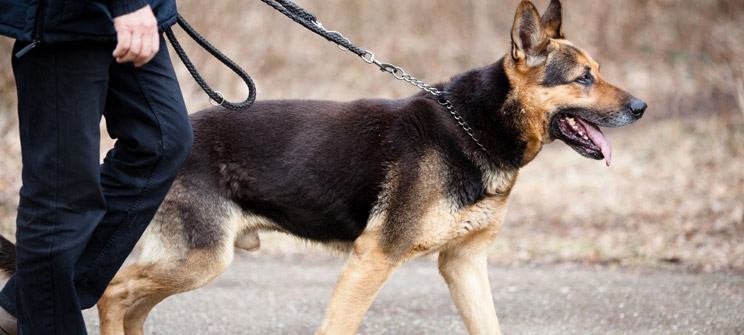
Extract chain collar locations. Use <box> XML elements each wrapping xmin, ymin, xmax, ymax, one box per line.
<box><xmin>435</xmin><ymin>97</ymin><xmax>489</xmax><ymax>153</ymax></box>
<box><xmin>358</xmin><ymin>51</ymin><xmax>489</xmax><ymax>155</ymax></box>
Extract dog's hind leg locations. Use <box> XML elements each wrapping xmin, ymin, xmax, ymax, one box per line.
<box><xmin>98</xmin><ymin>238</ymin><xmax>237</xmax><ymax>335</ymax></box>
<box><xmin>97</xmin><ymin>185</ymin><xmax>246</xmax><ymax>335</ymax></box>
<box><xmin>97</xmin><ymin>263</ymin><xmax>170</xmax><ymax>335</ymax></box>
<box><xmin>438</xmin><ymin>226</ymin><xmax>502</xmax><ymax>335</ymax></box>
<box><xmin>97</xmin><ymin>235</ymin><xmax>235</xmax><ymax>335</ymax></box>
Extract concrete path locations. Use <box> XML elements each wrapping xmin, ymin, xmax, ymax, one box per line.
<box><xmin>83</xmin><ymin>253</ymin><xmax>744</xmax><ymax>335</ymax></box>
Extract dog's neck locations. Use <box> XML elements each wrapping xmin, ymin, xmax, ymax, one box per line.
<box><xmin>443</xmin><ymin>58</ymin><xmax>528</xmax><ymax>171</ymax></box>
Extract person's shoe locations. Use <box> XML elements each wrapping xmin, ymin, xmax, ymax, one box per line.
<box><xmin>0</xmin><ymin>306</ymin><xmax>16</xmax><ymax>335</ymax></box>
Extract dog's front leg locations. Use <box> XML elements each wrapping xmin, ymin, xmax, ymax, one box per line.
<box><xmin>438</xmin><ymin>227</ymin><xmax>502</xmax><ymax>335</ymax></box>
<box><xmin>317</xmin><ymin>233</ymin><xmax>399</xmax><ymax>335</ymax></box>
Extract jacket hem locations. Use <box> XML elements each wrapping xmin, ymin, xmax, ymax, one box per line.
<box><xmin>0</xmin><ymin>23</ymin><xmax>28</xmax><ymax>41</ymax></box>
<box><xmin>8</xmin><ymin>10</ymin><xmax>178</xmax><ymax>44</ymax></box>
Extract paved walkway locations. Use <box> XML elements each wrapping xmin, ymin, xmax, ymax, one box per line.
<box><xmin>84</xmin><ymin>254</ymin><xmax>744</xmax><ymax>335</ymax></box>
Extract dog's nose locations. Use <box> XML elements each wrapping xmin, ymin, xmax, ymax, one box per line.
<box><xmin>629</xmin><ymin>98</ymin><xmax>647</xmax><ymax>118</ymax></box>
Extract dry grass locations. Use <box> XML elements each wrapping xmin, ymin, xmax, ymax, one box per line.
<box><xmin>0</xmin><ymin>0</ymin><xmax>742</xmax><ymax>271</ymax></box>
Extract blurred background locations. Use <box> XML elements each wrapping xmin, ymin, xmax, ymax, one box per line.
<box><xmin>0</xmin><ymin>0</ymin><xmax>742</xmax><ymax>272</ymax></box>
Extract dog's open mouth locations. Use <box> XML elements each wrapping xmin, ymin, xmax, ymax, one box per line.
<box><xmin>550</xmin><ymin>113</ymin><xmax>612</xmax><ymax>166</ymax></box>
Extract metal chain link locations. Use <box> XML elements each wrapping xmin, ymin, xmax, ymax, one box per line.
<box><xmin>438</xmin><ymin>99</ymin><xmax>489</xmax><ymax>153</ymax></box>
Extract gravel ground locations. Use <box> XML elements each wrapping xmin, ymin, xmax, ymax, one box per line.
<box><xmin>83</xmin><ymin>253</ymin><xmax>744</xmax><ymax>335</ymax></box>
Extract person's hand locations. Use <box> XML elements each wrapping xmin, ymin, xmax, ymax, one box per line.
<box><xmin>112</xmin><ymin>5</ymin><xmax>159</xmax><ymax>67</ymax></box>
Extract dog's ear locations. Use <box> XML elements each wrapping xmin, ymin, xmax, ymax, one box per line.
<box><xmin>511</xmin><ymin>1</ymin><xmax>549</xmax><ymax>65</ymax></box>
<box><xmin>541</xmin><ymin>0</ymin><xmax>564</xmax><ymax>39</ymax></box>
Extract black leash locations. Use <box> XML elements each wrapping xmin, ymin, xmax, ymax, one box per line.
<box><xmin>163</xmin><ymin>0</ymin><xmax>354</xmax><ymax>112</ymax></box>
<box><xmin>168</xmin><ymin>0</ymin><xmax>488</xmax><ymax>154</ymax></box>
<box><xmin>257</xmin><ymin>0</ymin><xmax>489</xmax><ymax>154</ymax></box>
<box><xmin>165</xmin><ymin>14</ymin><xmax>256</xmax><ymax>111</ymax></box>
<box><xmin>257</xmin><ymin>0</ymin><xmax>366</xmax><ymax>57</ymax></box>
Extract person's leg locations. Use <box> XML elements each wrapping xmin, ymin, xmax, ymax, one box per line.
<box><xmin>0</xmin><ymin>41</ymin><xmax>113</xmax><ymax>335</ymax></box>
<box><xmin>0</xmin><ymin>36</ymin><xmax>191</xmax><ymax>333</ymax></box>
<box><xmin>73</xmin><ymin>36</ymin><xmax>193</xmax><ymax>308</ymax></box>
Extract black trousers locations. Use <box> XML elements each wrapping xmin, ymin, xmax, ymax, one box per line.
<box><xmin>0</xmin><ymin>37</ymin><xmax>193</xmax><ymax>334</ymax></box>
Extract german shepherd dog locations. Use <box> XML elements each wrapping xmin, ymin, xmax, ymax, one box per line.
<box><xmin>1</xmin><ymin>0</ymin><xmax>646</xmax><ymax>334</ymax></box>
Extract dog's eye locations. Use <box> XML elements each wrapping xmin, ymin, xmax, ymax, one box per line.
<box><xmin>575</xmin><ymin>72</ymin><xmax>593</xmax><ymax>86</ymax></box>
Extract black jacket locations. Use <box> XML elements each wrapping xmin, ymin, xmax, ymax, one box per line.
<box><xmin>0</xmin><ymin>0</ymin><xmax>177</xmax><ymax>43</ymax></box>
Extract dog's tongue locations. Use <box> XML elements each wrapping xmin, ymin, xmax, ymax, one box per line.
<box><xmin>578</xmin><ymin>119</ymin><xmax>612</xmax><ymax>166</ymax></box>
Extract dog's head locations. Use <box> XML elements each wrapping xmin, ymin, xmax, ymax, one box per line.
<box><xmin>504</xmin><ymin>0</ymin><xmax>646</xmax><ymax>166</ymax></box>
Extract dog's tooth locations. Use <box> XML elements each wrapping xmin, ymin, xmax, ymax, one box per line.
<box><xmin>578</xmin><ymin>131</ymin><xmax>583</xmax><ymax>136</ymax></box>
<box><xmin>583</xmin><ymin>135</ymin><xmax>589</xmax><ymax>140</ymax></box>
<box><xmin>567</xmin><ymin>117</ymin><xmax>576</xmax><ymax>125</ymax></box>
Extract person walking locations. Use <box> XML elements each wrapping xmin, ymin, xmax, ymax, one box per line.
<box><xmin>0</xmin><ymin>0</ymin><xmax>193</xmax><ymax>333</ymax></box>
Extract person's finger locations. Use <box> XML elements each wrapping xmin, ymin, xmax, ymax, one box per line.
<box><xmin>151</xmin><ymin>30</ymin><xmax>160</xmax><ymax>56</ymax></box>
<box><xmin>134</xmin><ymin>31</ymin><xmax>153</xmax><ymax>67</ymax></box>
<box><xmin>119</xmin><ymin>28</ymin><xmax>142</xmax><ymax>64</ymax></box>
<box><xmin>112</xmin><ymin>30</ymin><xmax>131</xmax><ymax>59</ymax></box>
<box><xmin>142</xmin><ymin>29</ymin><xmax>160</xmax><ymax>65</ymax></box>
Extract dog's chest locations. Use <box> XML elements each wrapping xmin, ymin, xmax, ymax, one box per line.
<box><xmin>410</xmin><ymin>170</ymin><xmax>516</xmax><ymax>254</ymax></box>
<box><xmin>482</xmin><ymin>169</ymin><xmax>518</xmax><ymax>196</ymax></box>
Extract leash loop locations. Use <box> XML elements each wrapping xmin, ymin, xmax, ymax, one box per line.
<box><xmin>165</xmin><ymin>14</ymin><xmax>257</xmax><ymax>111</ymax></box>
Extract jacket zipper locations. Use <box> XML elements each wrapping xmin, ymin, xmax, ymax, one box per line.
<box><xmin>14</xmin><ymin>0</ymin><xmax>46</xmax><ymax>58</ymax></box>
<box><xmin>14</xmin><ymin>39</ymin><xmax>39</xmax><ymax>58</ymax></box>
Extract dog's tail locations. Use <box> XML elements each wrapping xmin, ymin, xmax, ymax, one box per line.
<box><xmin>0</xmin><ymin>235</ymin><xmax>15</xmax><ymax>277</ymax></box>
